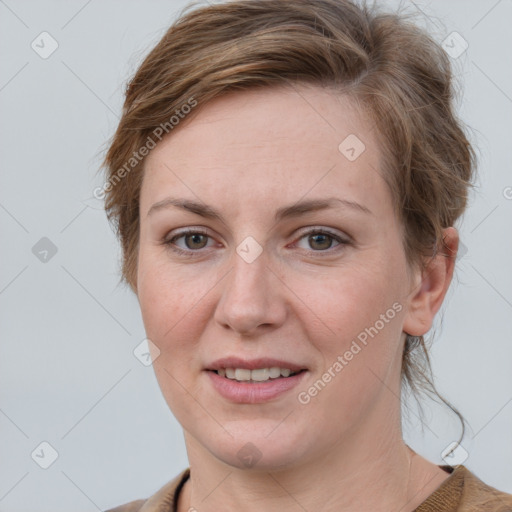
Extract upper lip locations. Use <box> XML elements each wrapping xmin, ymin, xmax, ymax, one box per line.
<box><xmin>206</xmin><ymin>357</ymin><xmax>307</xmax><ymax>372</ymax></box>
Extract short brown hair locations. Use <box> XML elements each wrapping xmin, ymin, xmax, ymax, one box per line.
<box><xmin>102</xmin><ymin>0</ymin><xmax>475</xmax><ymax>436</ymax></box>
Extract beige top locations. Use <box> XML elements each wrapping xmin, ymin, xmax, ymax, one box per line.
<box><xmin>105</xmin><ymin>465</ymin><xmax>512</xmax><ymax>512</ymax></box>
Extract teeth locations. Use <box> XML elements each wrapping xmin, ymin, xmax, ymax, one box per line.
<box><xmin>251</xmin><ymin>368</ymin><xmax>269</xmax><ymax>381</ymax></box>
<box><xmin>216</xmin><ymin>367</ymin><xmax>299</xmax><ymax>382</ymax></box>
<box><xmin>234</xmin><ymin>369</ymin><xmax>251</xmax><ymax>381</ymax></box>
<box><xmin>269</xmin><ymin>367</ymin><xmax>281</xmax><ymax>378</ymax></box>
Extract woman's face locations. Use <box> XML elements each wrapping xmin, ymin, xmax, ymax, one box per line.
<box><xmin>137</xmin><ymin>85</ymin><xmax>420</xmax><ymax>470</ymax></box>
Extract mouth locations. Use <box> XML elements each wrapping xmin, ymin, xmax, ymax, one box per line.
<box><xmin>204</xmin><ymin>357</ymin><xmax>308</xmax><ymax>402</ymax></box>
<box><xmin>210</xmin><ymin>367</ymin><xmax>306</xmax><ymax>383</ymax></box>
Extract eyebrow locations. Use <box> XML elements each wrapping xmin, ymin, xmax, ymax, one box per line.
<box><xmin>147</xmin><ymin>196</ymin><xmax>372</xmax><ymax>221</ymax></box>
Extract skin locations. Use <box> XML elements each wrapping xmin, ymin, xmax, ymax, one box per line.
<box><xmin>136</xmin><ymin>84</ymin><xmax>458</xmax><ymax>512</ymax></box>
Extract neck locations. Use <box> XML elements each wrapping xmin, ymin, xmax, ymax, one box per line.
<box><xmin>178</xmin><ymin>411</ymin><xmax>443</xmax><ymax>512</ymax></box>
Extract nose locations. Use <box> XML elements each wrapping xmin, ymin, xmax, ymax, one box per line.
<box><xmin>213</xmin><ymin>248</ymin><xmax>287</xmax><ymax>337</ymax></box>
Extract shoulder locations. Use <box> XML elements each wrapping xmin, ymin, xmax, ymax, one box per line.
<box><xmin>459</xmin><ymin>466</ymin><xmax>512</xmax><ymax>511</ymax></box>
<box><xmin>104</xmin><ymin>500</ymin><xmax>146</xmax><ymax>512</ymax></box>
<box><xmin>416</xmin><ymin>465</ymin><xmax>512</xmax><ymax>512</ymax></box>
<box><xmin>103</xmin><ymin>469</ymin><xmax>190</xmax><ymax>512</ymax></box>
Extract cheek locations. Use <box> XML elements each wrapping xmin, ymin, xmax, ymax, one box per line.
<box><xmin>298</xmin><ymin>260</ymin><xmax>403</xmax><ymax>336</ymax></box>
<box><xmin>296</xmin><ymin>284</ymin><xmax>405</xmax><ymax>430</ymax></box>
<box><xmin>136</xmin><ymin>249</ymin><xmax>221</xmax><ymax>366</ymax></box>
<box><xmin>138</xmin><ymin>249</ymin><xmax>190</xmax><ymax>318</ymax></box>
<box><xmin>296</xmin><ymin>260</ymin><xmax>406</xmax><ymax>397</ymax></box>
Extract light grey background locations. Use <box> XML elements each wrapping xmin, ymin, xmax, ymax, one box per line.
<box><xmin>1</xmin><ymin>1</ymin><xmax>511</xmax><ymax>510</ymax></box>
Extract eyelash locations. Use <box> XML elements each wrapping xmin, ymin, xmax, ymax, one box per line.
<box><xmin>162</xmin><ymin>227</ymin><xmax>349</xmax><ymax>258</ymax></box>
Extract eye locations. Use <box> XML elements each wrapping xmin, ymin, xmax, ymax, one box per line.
<box><xmin>163</xmin><ymin>229</ymin><xmax>216</xmax><ymax>256</ymax></box>
<box><xmin>294</xmin><ymin>228</ymin><xmax>348</xmax><ymax>253</ymax></box>
<box><xmin>162</xmin><ymin>227</ymin><xmax>349</xmax><ymax>258</ymax></box>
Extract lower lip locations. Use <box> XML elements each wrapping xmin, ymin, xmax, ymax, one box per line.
<box><xmin>206</xmin><ymin>370</ymin><xmax>307</xmax><ymax>404</ymax></box>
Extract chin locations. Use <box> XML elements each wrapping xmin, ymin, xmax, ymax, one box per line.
<box><xmin>199</xmin><ymin>425</ymin><xmax>312</xmax><ymax>472</ymax></box>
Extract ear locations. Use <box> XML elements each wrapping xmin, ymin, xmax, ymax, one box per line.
<box><xmin>402</xmin><ymin>227</ymin><xmax>459</xmax><ymax>336</ymax></box>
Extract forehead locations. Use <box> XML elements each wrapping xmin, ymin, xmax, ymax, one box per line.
<box><xmin>141</xmin><ymin>84</ymin><xmax>388</xmax><ymax>213</ymax></box>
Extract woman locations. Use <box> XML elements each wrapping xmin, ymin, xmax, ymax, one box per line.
<box><xmin>101</xmin><ymin>0</ymin><xmax>512</xmax><ymax>510</ymax></box>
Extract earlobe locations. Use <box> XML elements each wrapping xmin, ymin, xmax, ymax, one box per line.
<box><xmin>402</xmin><ymin>227</ymin><xmax>459</xmax><ymax>337</ymax></box>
